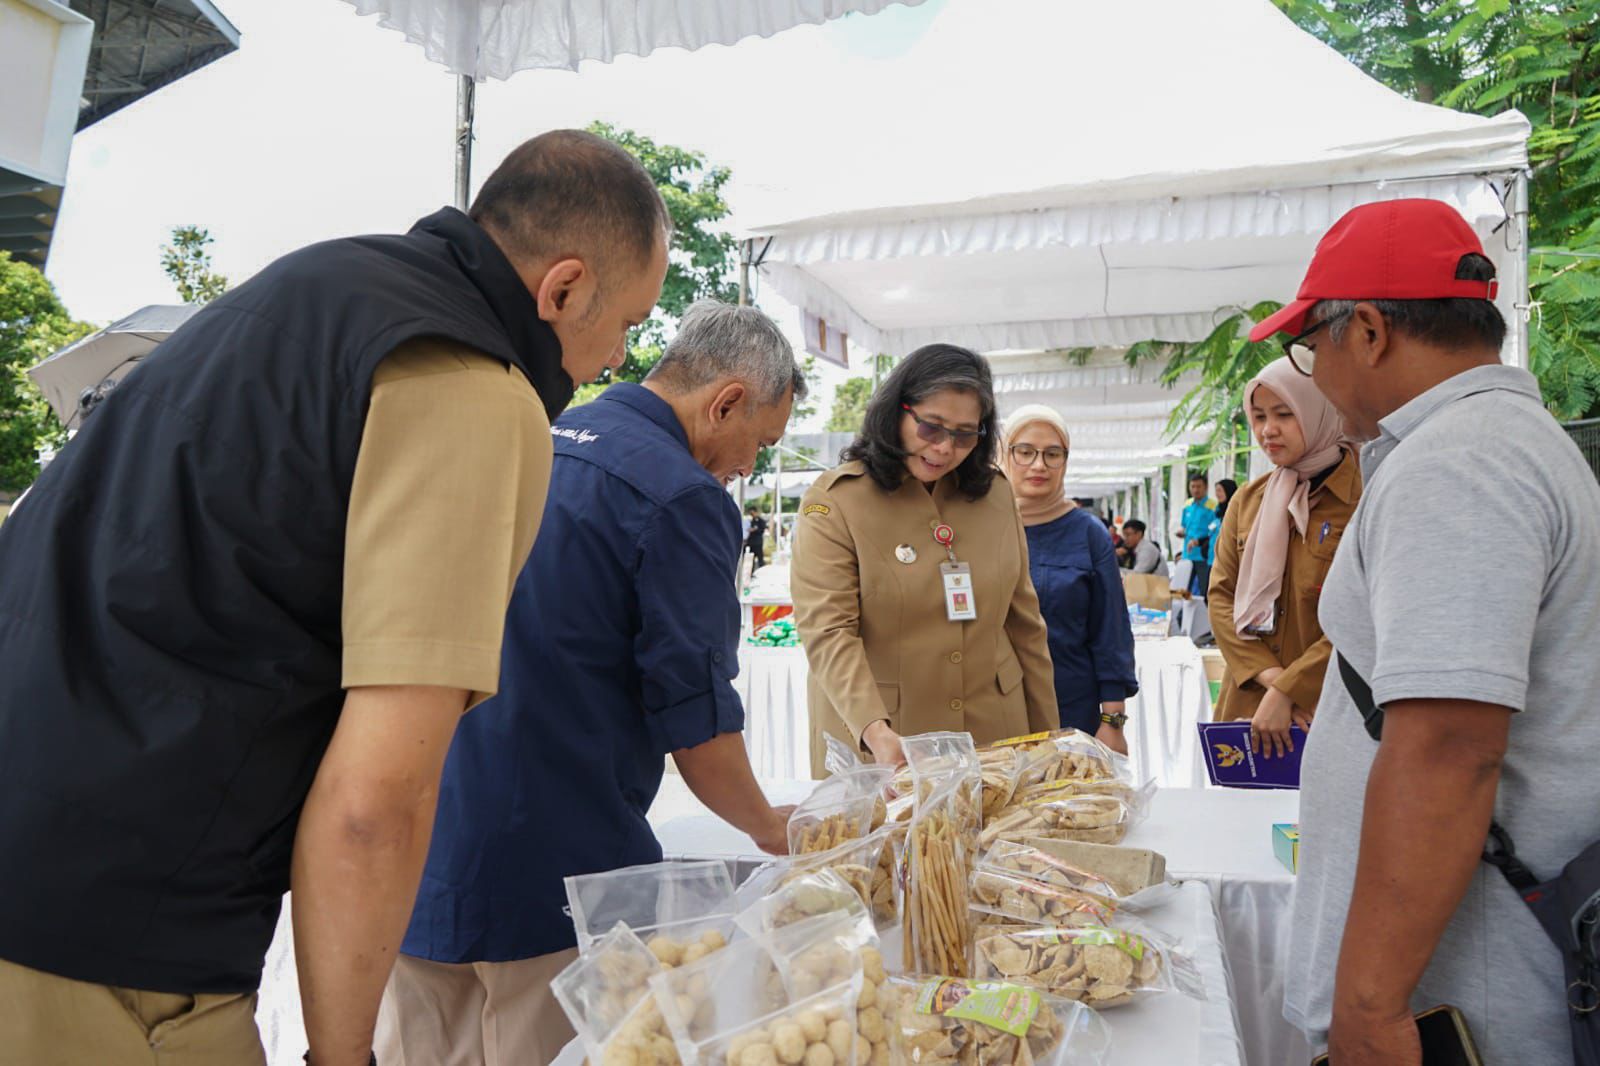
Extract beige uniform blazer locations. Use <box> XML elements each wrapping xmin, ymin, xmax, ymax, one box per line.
<box><xmin>791</xmin><ymin>461</ymin><xmax>1058</xmax><ymax>776</ymax></box>
<box><xmin>1207</xmin><ymin>448</ymin><xmax>1363</xmax><ymax>721</ymax></box>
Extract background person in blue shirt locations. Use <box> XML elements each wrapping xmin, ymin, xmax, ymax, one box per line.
<box><xmin>1175</xmin><ymin>471</ymin><xmax>1220</xmax><ymax>596</ymax></box>
<box><xmin>1001</xmin><ymin>405</ymin><xmax>1136</xmax><ymax>753</ymax></box>
<box><xmin>376</xmin><ymin>301</ymin><xmax>805</xmax><ymax>1065</ymax></box>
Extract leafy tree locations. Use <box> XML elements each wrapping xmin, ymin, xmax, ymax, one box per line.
<box><xmin>827</xmin><ymin>376</ymin><xmax>874</xmax><ymax>433</ymax></box>
<box><xmin>0</xmin><ymin>253</ymin><xmax>94</xmax><ymax>491</ymax></box>
<box><xmin>587</xmin><ymin>122</ymin><xmax>739</xmax><ymax>385</ymax></box>
<box><xmin>160</xmin><ymin>225</ymin><xmax>229</xmax><ymax>305</ymax></box>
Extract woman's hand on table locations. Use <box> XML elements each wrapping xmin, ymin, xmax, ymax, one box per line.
<box><xmin>1250</xmin><ymin>686</ymin><xmax>1297</xmax><ymax>759</ymax></box>
<box><xmin>862</xmin><ymin>720</ymin><xmax>907</xmax><ymax>768</ymax></box>
<box><xmin>752</xmin><ymin>804</ymin><xmax>797</xmax><ymax>856</ymax></box>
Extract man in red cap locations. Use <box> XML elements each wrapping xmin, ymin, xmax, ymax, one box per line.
<box><xmin>1263</xmin><ymin>199</ymin><xmax>1600</xmax><ymax>1065</ymax></box>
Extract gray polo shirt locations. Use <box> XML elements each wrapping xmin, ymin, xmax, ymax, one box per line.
<box><xmin>1129</xmin><ymin>537</ymin><xmax>1169</xmax><ymax>577</ymax></box>
<box><xmin>1285</xmin><ymin>365</ymin><xmax>1600</xmax><ymax>1063</ymax></box>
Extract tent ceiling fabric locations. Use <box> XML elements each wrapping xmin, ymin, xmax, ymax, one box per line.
<box><xmin>742</xmin><ymin>0</ymin><xmax>1530</xmax><ymax>364</ymax></box>
<box><xmin>337</xmin><ymin>0</ymin><xmax>927</xmax><ymax>80</ymax></box>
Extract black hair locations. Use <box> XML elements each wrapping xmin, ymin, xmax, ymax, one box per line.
<box><xmin>1122</xmin><ymin>519</ymin><xmax>1147</xmax><ymax>535</ymax></box>
<box><xmin>1316</xmin><ymin>253</ymin><xmax>1506</xmax><ymax>352</ymax></box>
<box><xmin>1189</xmin><ymin>471</ymin><xmax>1209</xmax><ymax>486</ymax></box>
<box><xmin>841</xmin><ymin>343</ymin><xmax>999</xmax><ymax>498</ymax></box>
<box><xmin>1215</xmin><ymin>478</ymin><xmax>1238</xmax><ymax>521</ymax></box>
<box><xmin>470</xmin><ymin>129</ymin><xmax>670</xmax><ymax>286</ymax></box>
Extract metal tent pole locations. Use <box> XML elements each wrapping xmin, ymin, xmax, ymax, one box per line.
<box><xmin>454</xmin><ymin>75</ymin><xmax>476</xmax><ymax>211</ymax></box>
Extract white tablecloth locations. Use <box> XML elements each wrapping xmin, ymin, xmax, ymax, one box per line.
<box><xmin>1128</xmin><ymin>637</ymin><xmax>1213</xmax><ymax>789</ymax></box>
<box><xmin>654</xmin><ymin>782</ymin><xmax>1307</xmax><ymax>1066</ymax></box>
<box><xmin>733</xmin><ymin>644</ymin><xmax>810</xmax><ymax>780</ymax></box>
<box><xmin>552</xmin><ymin>878</ymin><xmax>1243</xmax><ymax>1066</ymax></box>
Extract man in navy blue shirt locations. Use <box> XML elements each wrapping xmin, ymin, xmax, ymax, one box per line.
<box><xmin>377</xmin><ymin>301</ymin><xmax>805</xmax><ymax>1064</ymax></box>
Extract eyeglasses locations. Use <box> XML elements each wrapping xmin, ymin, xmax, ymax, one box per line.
<box><xmin>1008</xmin><ymin>443</ymin><xmax>1067</xmax><ymax>469</ymax></box>
<box><xmin>1283</xmin><ymin>308</ymin><xmax>1352</xmax><ymax>376</ymax></box>
<box><xmin>901</xmin><ymin>404</ymin><xmax>985</xmax><ymax>446</ymax></box>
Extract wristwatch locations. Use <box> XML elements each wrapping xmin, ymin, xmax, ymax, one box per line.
<box><xmin>1100</xmin><ymin>711</ymin><xmax>1128</xmax><ymax>729</ymax></box>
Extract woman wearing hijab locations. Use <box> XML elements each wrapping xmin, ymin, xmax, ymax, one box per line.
<box><xmin>1001</xmin><ymin>405</ymin><xmax>1136</xmax><ymax>754</ymax></box>
<box><xmin>1208</xmin><ymin>358</ymin><xmax>1363</xmax><ymax>757</ymax></box>
<box><xmin>791</xmin><ymin>345</ymin><xmax>1057</xmax><ymax>773</ymax></box>
<box><xmin>1206</xmin><ymin>478</ymin><xmax>1237</xmax><ymax>570</ymax></box>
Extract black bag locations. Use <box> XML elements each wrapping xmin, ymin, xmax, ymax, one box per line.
<box><xmin>1336</xmin><ymin>653</ymin><xmax>1600</xmax><ymax>1066</ymax></box>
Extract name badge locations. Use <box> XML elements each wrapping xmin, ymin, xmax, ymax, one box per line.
<box><xmin>941</xmin><ymin>561</ymin><xmax>977</xmax><ymax>622</ymax></box>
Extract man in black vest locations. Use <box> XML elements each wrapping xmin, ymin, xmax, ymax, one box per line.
<box><xmin>0</xmin><ymin>129</ymin><xmax>668</xmax><ymax>1066</ymax></box>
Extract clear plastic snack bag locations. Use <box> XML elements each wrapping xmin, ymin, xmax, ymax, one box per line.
<box><xmin>974</xmin><ymin>841</ymin><xmax>1178</xmax><ymax>913</ymax></box>
<box><xmin>968</xmin><ymin>864</ymin><xmax>1119</xmax><ymax>929</ymax></box>
<box><xmin>736</xmin><ymin>867</ymin><xmax>876</xmax><ymax>945</ymax></box>
<box><xmin>824</xmin><ymin>733</ymin><xmax>863</xmax><ymax>776</ymax></box>
<box><xmin>902</xmin><ymin>773</ymin><xmax>980</xmax><ymax>976</ymax></box>
<box><xmin>788</xmin><ymin>766</ymin><xmax>894</xmax><ymax>855</ymax></box>
<box><xmin>742</xmin><ymin>823</ymin><xmax>900</xmax><ymax>930</ymax></box>
<box><xmin>882</xmin><ymin>976</ymin><xmax>1113</xmax><ymax>1066</ymax></box>
<box><xmin>566</xmin><ymin>860</ymin><xmax>736</xmax><ymax>953</ymax></box>
<box><xmin>973</xmin><ymin>920</ymin><xmax>1205</xmax><ymax>1009</ymax></box>
<box><xmin>652</xmin><ymin>911</ymin><xmax>866</xmax><ymax>1066</ymax></box>
<box><xmin>975</xmin><ymin>746</ymin><xmax>1024</xmax><ymax>822</ymax></box>
<box><xmin>978</xmin><ymin>782</ymin><xmax>1156</xmax><ymax>849</ymax></box>
<box><xmin>552</xmin><ymin>921</ymin><xmax>730</xmax><ymax>1066</ymax></box>
<box><xmin>985</xmin><ymin>729</ymin><xmax>1129</xmax><ymax>791</ymax></box>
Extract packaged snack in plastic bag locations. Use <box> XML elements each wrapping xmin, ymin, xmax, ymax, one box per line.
<box><xmin>788</xmin><ymin>766</ymin><xmax>894</xmax><ymax>855</ymax></box>
<box><xmin>652</xmin><ymin>912</ymin><xmax>866</xmax><ymax>1066</ymax></box>
<box><xmin>893</xmin><ymin>738</ymin><xmax>1018</xmax><ymax>825</ymax></box>
<box><xmin>975</xmin><ymin>841</ymin><xmax>1178</xmax><ymax>913</ymax></box>
<box><xmin>552</xmin><ymin>921</ymin><xmax>730</xmax><ymax>1066</ymax></box>
<box><xmin>744</xmin><ymin>823</ymin><xmax>900</xmax><ymax>930</ymax></box>
<box><xmin>978</xmin><ymin>782</ymin><xmax>1156</xmax><ymax>849</ymax></box>
<box><xmin>902</xmin><ymin>773</ymin><xmax>980</xmax><ymax>976</ymax></box>
<box><xmin>985</xmin><ymin>729</ymin><xmax>1129</xmax><ymax>791</ymax></box>
<box><xmin>736</xmin><ymin>867</ymin><xmax>876</xmax><ymax>945</ymax></box>
<box><xmin>824</xmin><ymin>733</ymin><xmax>863</xmax><ymax>777</ymax></box>
<box><xmin>882</xmin><ymin>976</ymin><xmax>1112</xmax><ymax>1066</ymax></box>
<box><xmin>973</xmin><ymin>922</ymin><xmax>1205</xmax><ymax>1009</ymax></box>
<box><xmin>976</xmin><ymin>746</ymin><xmax>1024</xmax><ymax>821</ymax></box>
<box><xmin>774</xmin><ymin>912</ymin><xmax>896</xmax><ymax>1066</ymax></box>
<box><xmin>566</xmin><ymin>860</ymin><xmax>735</xmax><ymax>953</ymax></box>
<box><xmin>969</xmin><ymin>865</ymin><xmax>1119</xmax><ymax>929</ymax></box>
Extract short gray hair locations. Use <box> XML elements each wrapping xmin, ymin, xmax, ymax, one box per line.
<box><xmin>648</xmin><ymin>300</ymin><xmax>807</xmax><ymax>406</ymax></box>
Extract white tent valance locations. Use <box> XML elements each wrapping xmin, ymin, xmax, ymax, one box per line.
<box><xmin>742</xmin><ymin>0</ymin><xmax>1531</xmax><ymax>365</ymax></box>
<box><xmin>339</xmin><ymin>0</ymin><xmax>926</xmax><ymax>80</ymax></box>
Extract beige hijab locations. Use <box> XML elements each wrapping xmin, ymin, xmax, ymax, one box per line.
<box><xmin>1233</xmin><ymin>358</ymin><xmax>1351</xmax><ymax>635</ymax></box>
<box><xmin>1003</xmin><ymin>405</ymin><xmax>1075</xmax><ymax>527</ymax></box>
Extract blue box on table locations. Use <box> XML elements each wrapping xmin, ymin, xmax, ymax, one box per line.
<box><xmin>1196</xmin><ymin>721</ymin><xmax>1305</xmax><ymax>789</ymax></box>
<box><xmin>1273</xmin><ymin>823</ymin><xmax>1300</xmax><ymax>874</ymax></box>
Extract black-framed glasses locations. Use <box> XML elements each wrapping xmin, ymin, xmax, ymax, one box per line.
<box><xmin>901</xmin><ymin>403</ymin><xmax>986</xmax><ymax>446</ymax></box>
<box><xmin>1283</xmin><ymin>308</ymin><xmax>1352</xmax><ymax>376</ymax></box>
<box><xmin>1009</xmin><ymin>443</ymin><xmax>1067</xmax><ymax>469</ymax></box>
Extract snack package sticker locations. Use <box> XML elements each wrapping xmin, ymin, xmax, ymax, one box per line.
<box><xmin>1071</xmin><ymin>927</ymin><xmax>1146</xmax><ymax>961</ymax></box>
<box><xmin>915</xmin><ymin>978</ymin><xmax>1041</xmax><ymax>1038</ymax></box>
<box><xmin>990</xmin><ymin>730</ymin><xmax>1053</xmax><ymax>749</ymax></box>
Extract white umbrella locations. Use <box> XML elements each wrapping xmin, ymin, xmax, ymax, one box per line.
<box><xmin>27</xmin><ymin>305</ymin><xmax>198</xmax><ymax>427</ymax></box>
<box><xmin>337</xmin><ymin>0</ymin><xmax>927</xmax><ymax>206</ymax></box>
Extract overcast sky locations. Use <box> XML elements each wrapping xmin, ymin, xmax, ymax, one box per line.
<box><xmin>44</xmin><ymin>0</ymin><xmax>949</xmax><ymax>424</ymax></box>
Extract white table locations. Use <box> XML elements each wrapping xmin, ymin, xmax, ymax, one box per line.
<box><xmin>654</xmin><ymin>782</ymin><xmax>1306</xmax><ymax>1066</ymax></box>
<box><xmin>552</xmin><ymin>878</ymin><xmax>1244</xmax><ymax>1066</ymax></box>
<box><xmin>733</xmin><ymin>644</ymin><xmax>810</xmax><ymax>781</ymax></box>
<box><xmin>1128</xmin><ymin>636</ymin><xmax>1213</xmax><ymax>789</ymax></box>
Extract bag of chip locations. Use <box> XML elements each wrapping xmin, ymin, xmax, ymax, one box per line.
<box><xmin>883</xmin><ymin>976</ymin><xmax>1112</xmax><ymax>1066</ymax></box>
<box><xmin>745</xmin><ymin>823</ymin><xmax>901</xmax><ymax>930</ymax></box>
<box><xmin>984</xmin><ymin>729</ymin><xmax>1130</xmax><ymax>791</ymax></box>
<box><xmin>788</xmin><ymin>766</ymin><xmax>894</xmax><ymax>854</ymax></box>
<box><xmin>736</xmin><ymin>867</ymin><xmax>877</xmax><ymax>946</ymax></box>
<box><xmin>978</xmin><ymin>782</ymin><xmax>1156</xmax><ymax>849</ymax></box>
<box><xmin>975</xmin><ymin>841</ymin><xmax>1178</xmax><ymax>913</ymax></box>
<box><xmin>973</xmin><ymin>921</ymin><xmax>1205</xmax><ymax>1009</ymax></box>
<box><xmin>566</xmin><ymin>860</ymin><xmax>736</xmax><ymax>954</ymax></box>
<box><xmin>968</xmin><ymin>865</ymin><xmax>1119</xmax><ymax>929</ymax></box>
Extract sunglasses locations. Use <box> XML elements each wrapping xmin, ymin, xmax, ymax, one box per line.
<box><xmin>902</xmin><ymin>404</ymin><xmax>985</xmax><ymax>446</ymax></box>
<box><xmin>1283</xmin><ymin>308</ymin><xmax>1352</xmax><ymax>376</ymax></box>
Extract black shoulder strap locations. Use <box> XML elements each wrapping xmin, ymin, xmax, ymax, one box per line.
<box><xmin>1334</xmin><ymin>652</ymin><xmax>1540</xmax><ymax>894</ymax></box>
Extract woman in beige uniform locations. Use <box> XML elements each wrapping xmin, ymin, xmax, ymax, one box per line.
<box><xmin>792</xmin><ymin>343</ymin><xmax>1057</xmax><ymax>773</ymax></box>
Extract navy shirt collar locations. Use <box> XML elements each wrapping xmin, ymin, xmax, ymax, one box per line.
<box><xmin>596</xmin><ymin>382</ymin><xmax>692</xmax><ymax>452</ymax></box>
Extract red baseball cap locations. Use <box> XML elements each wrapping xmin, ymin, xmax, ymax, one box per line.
<box><xmin>1249</xmin><ymin>198</ymin><xmax>1499</xmax><ymax>341</ymax></box>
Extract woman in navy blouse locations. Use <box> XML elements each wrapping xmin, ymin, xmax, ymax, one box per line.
<box><xmin>1002</xmin><ymin>405</ymin><xmax>1137</xmax><ymax>753</ymax></box>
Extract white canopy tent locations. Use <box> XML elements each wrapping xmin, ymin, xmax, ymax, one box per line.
<box><xmin>740</xmin><ymin>0</ymin><xmax>1531</xmax><ymax>538</ymax></box>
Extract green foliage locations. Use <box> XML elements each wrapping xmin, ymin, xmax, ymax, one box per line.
<box><xmin>586</xmin><ymin>122</ymin><xmax>739</xmax><ymax>385</ymax></box>
<box><xmin>1269</xmin><ymin>0</ymin><xmax>1600</xmax><ymax>419</ymax></box>
<box><xmin>827</xmin><ymin>376</ymin><xmax>874</xmax><ymax>433</ymax></box>
<box><xmin>0</xmin><ymin>253</ymin><xmax>94</xmax><ymax>491</ymax></box>
<box><xmin>1154</xmin><ymin>302</ymin><xmax>1286</xmax><ymax>453</ymax></box>
<box><xmin>160</xmin><ymin>225</ymin><xmax>229</xmax><ymax>305</ymax></box>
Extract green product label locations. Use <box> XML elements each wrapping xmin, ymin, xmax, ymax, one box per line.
<box><xmin>1071</xmin><ymin>927</ymin><xmax>1146</xmax><ymax>960</ymax></box>
<box><xmin>914</xmin><ymin>979</ymin><xmax>1040</xmax><ymax>1037</ymax></box>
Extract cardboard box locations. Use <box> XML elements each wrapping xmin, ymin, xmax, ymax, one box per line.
<box><xmin>1200</xmin><ymin>649</ymin><xmax>1226</xmax><ymax>708</ymax></box>
<box><xmin>1121</xmin><ymin>570</ymin><xmax>1173</xmax><ymax>612</ymax></box>
<box><xmin>1021</xmin><ymin>838</ymin><xmax>1168</xmax><ymax>897</ymax></box>
<box><xmin>1273</xmin><ymin>823</ymin><xmax>1300</xmax><ymax>874</ymax></box>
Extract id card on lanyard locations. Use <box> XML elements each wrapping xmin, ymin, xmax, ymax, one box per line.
<box><xmin>933</xmin><ymin>523</ymin><xmax>976</xmax><ymax>622</ymax></box>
